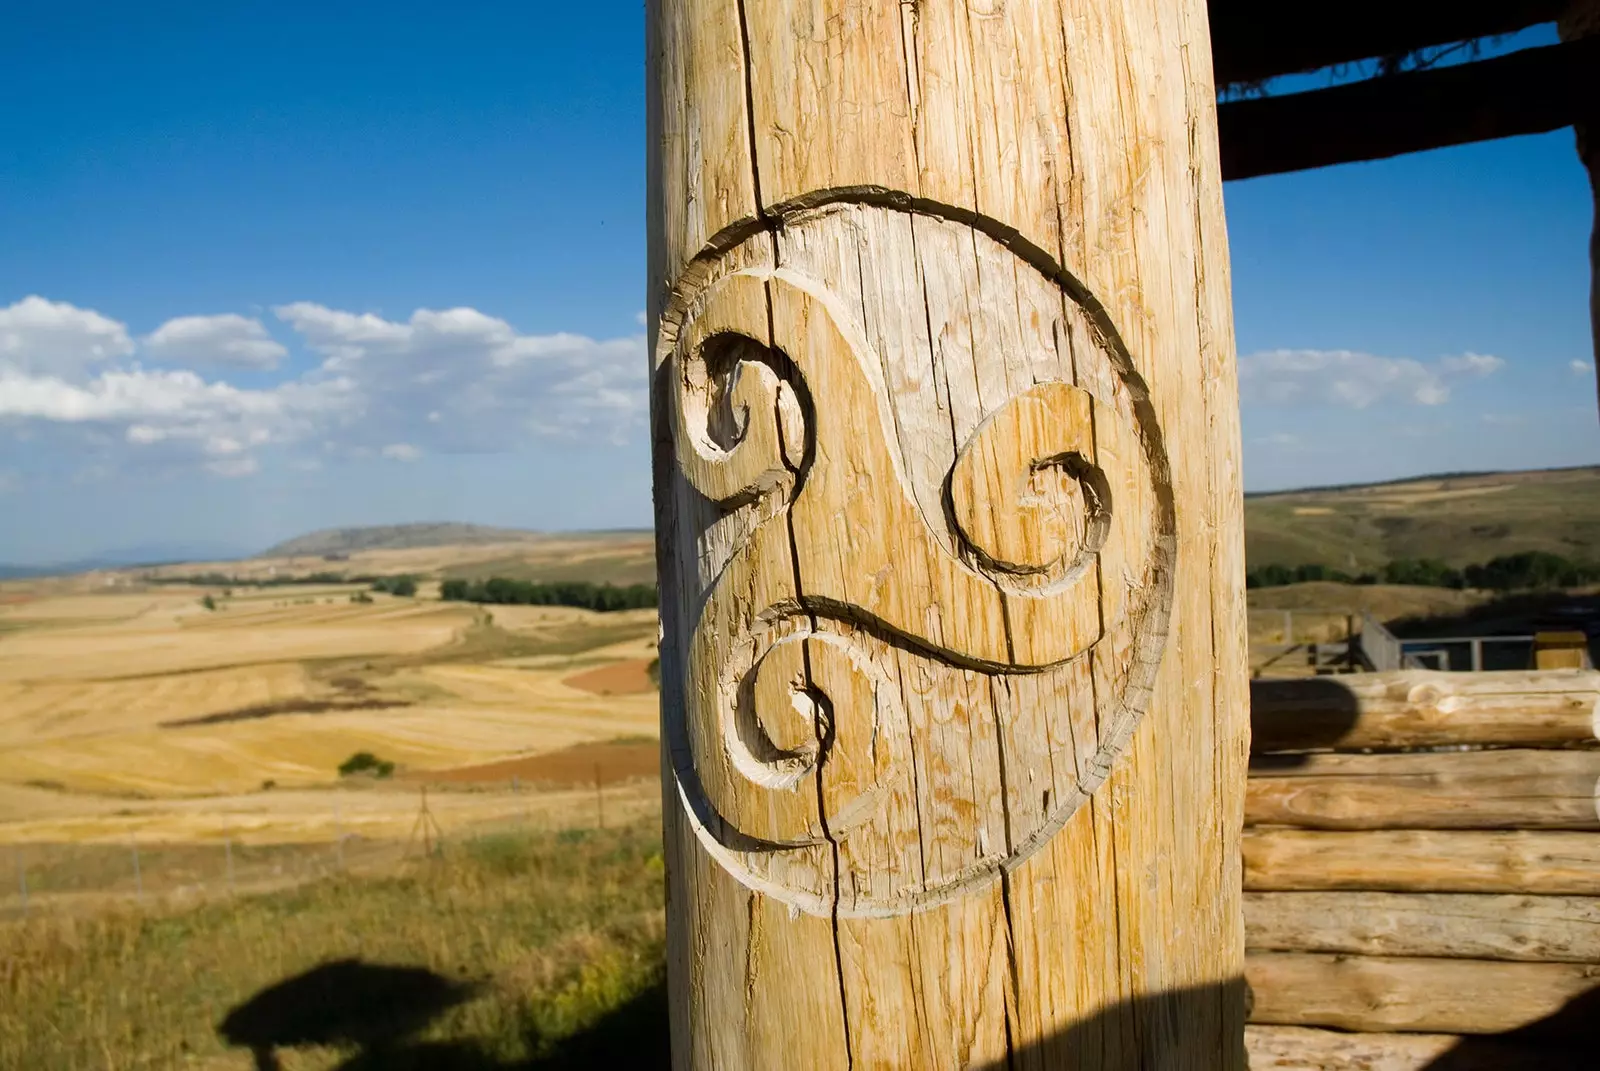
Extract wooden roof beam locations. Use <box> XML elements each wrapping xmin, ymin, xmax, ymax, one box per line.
<box><xmin>1218</xmin><ymin>36</ymin><xmax>1599</xmax><ymax>181</ymax></box>
<box><xmin>1209</xmin><ymin>0</ymin><xmax>1566</xmax><ymax>87</ymax></box>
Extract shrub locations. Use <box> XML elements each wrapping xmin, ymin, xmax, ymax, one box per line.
<box><xmin>371</xmin><ymin>575</ymin><xmax>418</xmax><ymax>597</ymax></box>
<box><xmin>337</xmin><ymin>751</ymin><xmax>395</xmax><ymax>778</ymax></box>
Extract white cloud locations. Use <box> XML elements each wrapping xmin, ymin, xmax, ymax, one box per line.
<box><xmin>0</xmin><ymin>295</ymin><xmax>134</xmax><ymax>376</ymax></box>
<box><xmin>144</xmin><ymin>314</ymin><xmax>288</xmax><ymax>370</ymax></box>
<box><xmin>272</xmin><ymin>301</ymin><xmax>646</xmax><ymax>448</ymax></box>
<box><xmin>1238</xmin><ymin>348</ymin><xmax>1503</xmax><ymax>408</ymax></box>
<box><xmin>635</xmin><ymin>310</ymin><xmax>647</xmax><ymax>326</ymax></box>
<box><xmin>206</xmin><ymin>456</ymin><xmax>260</xmax><ymax>478</ymax></box>
<box><xmin>0</xmin><ymin>296</ymin><xmax>646</xmax><ymax>481</ymax></box>
<box><xmin>1572</xmin><ymin>359</ymin><xmax>1595</xmax><ymax>376</ymax></box>
<box><xmin>1436</xmin><ymin>352</ymin><xmax>1505</xmax><ymax>378</ymax></box>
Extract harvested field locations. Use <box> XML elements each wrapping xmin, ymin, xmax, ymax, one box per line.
<box><xmin>564</xmin><ymin>657</ymin><xmax>656</xmax><ymax>696</ymax></box>
<box><xmin>0</xmin><ymin>543</ymin><xmax>662</xmax><ymax>854</ymax></box>
<box><xmin>415</xmin><ymin>738</ymin><xmax>661</xmax><ymax>789</ymax></box>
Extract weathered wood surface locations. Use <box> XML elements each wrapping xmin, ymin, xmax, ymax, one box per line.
<box><xmin>1245</xmin><ymin>891</ymin><xmax>1600</xmax><ymax>961</ymax></box>
<box><xmin>1244</xmin><ymin>1025</ymin><xmax>1578</xmax><ymax>1071</ymax></box>
<box><xmin>1250</xmin><ymin>670</ymin><xmax>1600</xmax><ymax>752</ymax></box>
<box><xmin>1245</xmin><ymin>953</ymin><xmax>1600</xmax><ymax>1035</ymax></box>
<box><xmin>1242</xmin><ymin>830</ymin><xmax>1600</xmax><ymax>893</ymax></box>
<box><xmin>1564</xmin><ymin>0</ymin><xmax>1600</xmax><ymax>415</ymax></box>
<box><xmin>648</xmin><ymin>0</ymin><xmax>1247</xmax><ymax>1066</ymax></box>
<box><xmin>1246</xmin><ymin>750</ymin><xmax>1600</xmax><ymax>830</ymax></box>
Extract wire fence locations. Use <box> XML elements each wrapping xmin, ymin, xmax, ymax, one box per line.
<box><xmin>1</xmin><ymin>778</ymin><xmax>657</xmax><ymax>923</ymax></box>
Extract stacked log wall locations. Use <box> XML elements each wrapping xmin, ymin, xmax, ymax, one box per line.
<box><xmin>1242</xmin><ymin>670</ymin><xmax>1600</xmax><ymax>1069</ymax></box>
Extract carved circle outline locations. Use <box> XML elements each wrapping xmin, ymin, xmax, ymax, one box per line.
<box><xmin>655</xmin><ymin>188</ymin><xmax>1177</xmax><ymax>917</ymax></box>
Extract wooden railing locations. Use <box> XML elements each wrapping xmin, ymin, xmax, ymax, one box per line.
<box><xmin>1244</xmin><ymin>669</ymin><xmax>1600</xmax><ymax>1068</ymax></box>
<box><xmin>1354</xmin><ymin>612</ymin><xmax>1408</xmax><ymax>672</ymax></box>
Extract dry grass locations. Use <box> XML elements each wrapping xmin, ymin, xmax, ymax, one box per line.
<box><xmin>0</xmin><ymin>820</ymin><xmax>669</xmax><ymax>1070</ymax></box>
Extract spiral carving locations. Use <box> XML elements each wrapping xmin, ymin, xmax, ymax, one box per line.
<box><xmin>656</xmin><ymin>194</ymin><xmax>1173</xmax><ymax>915</ymax></box>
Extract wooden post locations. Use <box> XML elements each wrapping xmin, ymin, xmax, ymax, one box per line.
<box><xmin>648</xmin><ymin>1</ymin><xmax>1248</xmax><ymax>1066</ymax></box>
<box><xmin>1564</xmin><ymin>0</ymin><xmax>1600</xmax><ymax>417</ymax></box>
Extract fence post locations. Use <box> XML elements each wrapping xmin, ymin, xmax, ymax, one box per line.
<box><xmin>225</xmin><ymin>836</ymin><xmax>235</xmax><ymax>896</ymax></box>
<box><xmin>594</xmin><ymin>763</ymin><xmax>604</xmax><ymax>830</ymax></box>
<box><xmin>648</xmin><ymin>1</ymin><xmax>1249</xmax><ymax>1063</ymax></box>
<box><xmin>334</xmin><ymin>799</ymin><xmax>345</xmax><ymax>871</ymax></box>
<box><xmin>131</xmin><ymin>839</ymin><xmax>143</xmax><ymax>903</ymax></box>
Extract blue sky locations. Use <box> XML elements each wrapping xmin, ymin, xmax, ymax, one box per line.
<box><xmin>0</xmin><ymin>5</ymin><xmax>1594</xmax><ymax>563</ymax></box>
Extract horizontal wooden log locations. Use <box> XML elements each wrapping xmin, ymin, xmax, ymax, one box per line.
<box><xmin>1209</xmin><ymin>0</ymin><xmax>1566</xmax><ymax>88</ymax></box>
<box><xmin>1246</xmin><ymin>750</ymin><xmax>1600</xmax><ymax>830</ymax></box>
<box><xmin>1244</xmin><ymin>1024</ymin><xmax>1578</xmax><ymax>1071</ymax></box>
<box><xmin>1243</xmin><ymin>830</ymin><xmax>1600</xmax><ymax>893</ymax></box>
<box><xmin>1219</xmin><ymin>37</ymin><xmax>1600</xmax><ymax>181</ymax></box>
<box><xmin>1251</xmin><ymin>670</ymin><xmax>1600</xmax><ymax>752</ymax></box>
<box><xmin>1245</xmin><ymin>891</ymin><xmax>1600</xmax><ymax>961</ymax></box>
<box><xmin>1245</xmin><ymin>953</ymin><xmax>1600</xmax><ymax>1035</ymax></box>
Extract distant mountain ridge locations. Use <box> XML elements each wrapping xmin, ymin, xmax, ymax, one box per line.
<box><xmin>258</xmin><ymin>523</ymin><xmax>546</xmax><ymax>558</ymax></box>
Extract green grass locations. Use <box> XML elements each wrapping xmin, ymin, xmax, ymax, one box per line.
<box><xmin>0</xmin><ymin>822</ymin><xmax>669</xmax><ymax>1070</ymax></box>
<box><xmin>1244</xmin><ymin>466</ymin><xmax>1600</xmax><ymax>571</ymax></box>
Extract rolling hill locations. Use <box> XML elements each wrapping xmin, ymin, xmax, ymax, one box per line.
<box><xmin>1244</xmin><ymin>465</ymin><xmax>1600</xmax><ymax>571</ymax></box>
<box><xmin>258</xmin><ymin>522</ymin><xmax>545</xmax><ymax>557</ymax></box>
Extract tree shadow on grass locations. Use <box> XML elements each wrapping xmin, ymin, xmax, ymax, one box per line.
<box><xmin>218</xmin><ymin>958</ymin><xmax>669</xmax><ymax>1071</ymax></box>
<box><xmin>218</xmin><ymin>959</ymin><xmax>482</xmax><ymax>1071</ymax></box>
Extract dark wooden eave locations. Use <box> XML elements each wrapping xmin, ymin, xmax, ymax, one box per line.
<box><xmin>1217</xmin><ymin>36</ymin><xmax>1599</xmax><ymax>181</ymax></box>
<box><xmin>1208</xmin><ymin>0</ymin><xmax>1568</xmax><ymax>88</ymax></box>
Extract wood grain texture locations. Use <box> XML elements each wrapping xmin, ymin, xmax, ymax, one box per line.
<box><xmin>1245</xmin><ymin>953</ymin><xmax>1600</xmax><ymax>1035</ymax></box>
<box><xmin>648</xmin><ymin>0</ymin><xmax>1247</xmax><ymax>1066</ymax></box>
<box><xmin>1243</xmin><ymin>1025</ymin><xmax>1577</xmax><ymax>1071</ymax></box>
<box><xmin>1244</xmin><ymin>891</ymin><xmax>1600</xmax><ymax>962</ymax></box>
<box><xmin>1242</xmin><ymin>829</ymin><xmax>1600</xmax><ymax>894</ymax></box>
<box><xmin>1561</xmin><ymin>0</ymin><xmax>1600</xmax><ymax>416</ymax></box>
<box><xmin>1250</xmin><ymin>670</ymin><xmax>1600</xmax><ymax>752</ymax></box>
<box><xmin>1245</xmin><ymin>750</ymin><xmax>1600</xmax><ymax>831</ymax></box>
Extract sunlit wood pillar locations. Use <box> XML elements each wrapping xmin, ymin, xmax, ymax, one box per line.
<box><xmin>1563</xmin><ymin>0</ymin><xmax>1600</xmax><ymax>418</ymax></box>
<box><xmin>647</xmin><ymin>1</ymin><xmax>1249</xmax><ymax>1066</ymax></box>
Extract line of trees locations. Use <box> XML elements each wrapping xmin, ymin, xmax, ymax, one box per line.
<box><xmin>439</xmin><ymin>577</ymin><xmax>658</xmax><ymax>612</ymax></box>
<box><xmin>1247</xmin><ymin>551</ymin><xmax>1600</xmax><ymax>592</ymax></box>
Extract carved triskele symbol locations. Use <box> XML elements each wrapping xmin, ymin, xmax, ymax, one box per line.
<box><xmin>656</xmin><ymin>193</ymin><xmax>1173</xmax><ymax>916</ymax></box>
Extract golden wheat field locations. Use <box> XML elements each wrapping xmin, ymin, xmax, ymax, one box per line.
<box><xmin>0</xmin><ymin>568</ymin><xmax>661</xmax><ymax>860</ymax></box>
